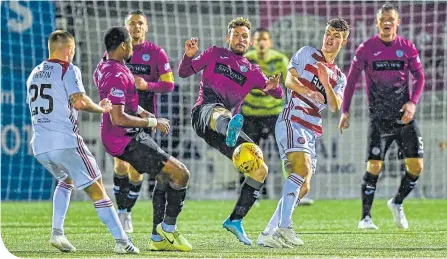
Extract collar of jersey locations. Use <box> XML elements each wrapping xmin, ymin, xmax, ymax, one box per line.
<box><xmin>47</xmin><ymin>59</ymin><xmax>69</xmax><ymax>66</ymax></box>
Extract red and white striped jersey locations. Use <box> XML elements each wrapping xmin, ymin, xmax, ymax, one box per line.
<box><xmin>26</xmin><ymin>59</ymin><xmax>85</xmax><ymax>155</ymax></box>
<box><xmin>280</xmin><ymin>46</ymin><xmax>346</xmax><ymax>136</ymax></box>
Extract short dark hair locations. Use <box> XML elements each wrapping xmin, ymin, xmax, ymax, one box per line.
<box><xmin>126</xmin><ymin>9</ymin><xmax>147</xmax><ymax>22</ymax></box>
<box><xmin>377</xmin><ymin>3</ymin><xmax>400</xmax><ymax>18</ymax></box>
<box><xmin>104</xmin><ymin>26</ymin><xmax>130</xmax><ymax>53</ymax></box>
<box><xmin>48</xmin><ymin>30</ymin><xmax>74</xmax><ymax>52</ymax></box>
<box><xmin>326</xmin><ymin>18</ymin><xmax>350</xmax><ymax>39</ymax></box>
<box><xmin>227</xmin><ymin>17</ymin><xmax>251</xmax><ymax>34</ymax></box>
<box><xmin>254</xmin><ymin>28</ymin><xmax>270</xmax><ymax>36</ymax></box>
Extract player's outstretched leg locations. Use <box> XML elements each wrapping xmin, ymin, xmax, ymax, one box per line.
<box><xmin>387</xmin><ymin>158</ymin><xmax>423</xmax><ymax>229</ymax></box>
<box><xmin>358</xmin><ymin>160</ymin><xmax>380</xmax><ymax>230</ymax></box>
<box><xmin>85</xmin><ymin>178</ymin><xmax>139</xmax><ymax>254</ymax></box>
<box><xmin>155</xmin><ymin>157</ymin><xmax>192</xmax><ymax>252</ymax></box>
<box><xmin>223</xmin><ymin>162</ymin><xmax>269</xmax><ymax>246</ymax></box>
<box><xmin>113</xmin><ymin>158</ymin><xmax>134</xmax><ymax>233</ymax></box>
<box><xmin>149</xmin><ymin>174</ymin><xmax>172</xmax><ymax>251</ymax></box>
<box><xmin>49</xmin><ymin>178</ymin><xmax>76</xmax><ymax>252</ymax></box>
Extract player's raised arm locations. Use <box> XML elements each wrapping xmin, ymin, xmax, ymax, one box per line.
<box><xmin>178</xmin><ymin>38</ymin><xmax>214</xmax><ymax>78</ymax></box>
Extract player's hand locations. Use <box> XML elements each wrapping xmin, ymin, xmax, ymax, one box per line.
<box><xmin>400</xmin><ymin>101</ymin><xmax>416</xmax><ymax>124</ymax></box>
<box><xmin>155</xmin><ymin>118</ymin><xmax>170</xmax><ymax>136</ymax></box>
<box><xmin>305</xmin><ymin>91</ymin><xmax>325</xmax><ymax>104</ymax></box>
<box><xmin>316</xmin><ymin>62</ymin><xmax>330</xmax><ymax>86</ymax></box>
<box><xmin>99</xmin><ymin>98</ymin><xmax>112</xmax><ymax>113</ymax></box>
<box><xmin>263</xmin><ymin>73</ymin><xmax>281</xmax><ymax>92</ymax></box>
<box><xmin>135</xmin><ymin>77</ymin><xmax>148</xmax><ymax>91</ymax></box>
<box><xmin>185</xmin><ymin>37</ymin><xmax>199</xmax><ymax>58</ymax></box>
<box><xmin>339</xmin><ymin>112</ymin><xmax>350</xmax><ymax>134</ymax></box>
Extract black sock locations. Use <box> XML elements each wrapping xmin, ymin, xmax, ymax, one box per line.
<box><xmin>152</xmin><ymin>181</ymin><xmax>167</xmax><ymax>235</ymax></box>
<box><xmin>230</xmin><ymin>177</ymin><xmax>262</xmax><ymax>221</ymax></box>
<box><xmin>164</xmin><ymin>183</ymin><xmax>187</xmax><ymax>226</ymax></box>
<box><xmin>361</xmin><ymin>172</ymin><xmax>379</xmax><ymax>219</ymax></box>
<box><xmin>393</xmin><ymin>172</ymin><xmax>418</xmax><ymax>204</ymax></box>
<box><xmin>126</xmin><ymin>180</ymin><xmax>142</xmax><ymax>212</ymax></box>
<box><xmin>215</xmin><ymin>115</ymin><xmax>230</xmax><ymax>136</ymax></box>
<box><xmin>113</xmin><ymin>174</ymin><xmax>129</xmax><ymax>211</ymax></box>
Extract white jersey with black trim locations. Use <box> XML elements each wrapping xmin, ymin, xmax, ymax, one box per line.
<box><xmin>279</xmin><ymin>46</ymin><xmax>347</xmax><ymax>136</ymax></box>
<box><xmin>26</xmin><ymin>60</ymin><xmax>85</xmax><ymax>155</ymax></box>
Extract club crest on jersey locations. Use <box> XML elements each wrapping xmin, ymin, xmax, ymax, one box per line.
<box><xmin>142</xmin><ymin>54</ymin><xmax>150</xmax><ymax>61</ymax></box>
<box><xmin>297</xmin><ymin>137</ymin><xmax>306</xmax><ymax>144</ymax></box>
<box><xmin>110</xmin><ymin>87</ymin><xmax>125</xmax><ymax>98</ymax></box>
<box><xmin>396</xmin><ymin>50</ymin><xmax>403</xmax><ymax>58</ymax></box>
<box><xmin>240</xmin><ymin>65</ymin><xmax>248</xmax><ymax>73</ymax></box>
<box><xmin>164</xmin><ymin>62</ymin><xmax>170</xmax><ymax>71</ymax></box>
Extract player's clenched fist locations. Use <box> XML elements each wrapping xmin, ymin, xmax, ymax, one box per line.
<box><xmin>185</xmin><ymin>37</ymin><xmax>199</xmax><ymax>58</ymax></box>
<box><xmin>134</xmin><ymin>76</ymin><xmax>148</xmax><ymax>91</ymax></box>
<box><xmin>155</xmin><ymin>118</ymin><xmax>170</xmax><ymax>135</ymax></box>
<box><xmin>99</xmin><ymin>98</ymin><xmax>112</xmax><ymax>113</ymax></box>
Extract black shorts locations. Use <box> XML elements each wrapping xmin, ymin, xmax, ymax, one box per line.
<box><xmin>243</xmin><ymin>115</ymin><xmax>278</xmax><ymax>145</ymax></box>
<box><xmin>367</xmin><ymin>119</ymin><xmax>423</xmax><ymax>161</ymax></box>
<box><xmin>117</xmin><ymin>131</ymin><xmax>171</xmax><ymax>177</ymax></box>
<box><xmin>191</xmin><ymin>103</ymin><xmax>247</xmax><ymax>160</ymax></box>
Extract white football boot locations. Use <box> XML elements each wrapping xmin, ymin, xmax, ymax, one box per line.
<box><xmin>387</xmin><ymin>199</ymin><xmax>409</xmax><ymax>229</ymax></box>
<box><xmin>257</xmin><ymin>232</ymin><xmax>292</xmax><ymax>248</ymax></box>
<box><xmin>118</xmin><ymin>211</ymin><xmax>133</xmax><ymax>233</ymax></box>
<box><xmin>49</xmin><ymin>234</ymin><xmax>76</xmax><ymax>252</ymax></box>
<box><xmin>358</xmin><ymin>216</ymin><xmax>379</xmax><ymax>230</ymax></box>
<box><xmin>114</xmin><ymin>240</ymin><xmax>140</xmax><ymax>254</ymax></box>
<box><xmin>275</xmin><ymin>226</ymin><xmax>304</xmax><ymax>246</ymax></box>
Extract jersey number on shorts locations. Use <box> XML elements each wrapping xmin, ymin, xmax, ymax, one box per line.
<box><xmin>29</xmin><ymin>84</ymin><xmax>54</xmax><ymax>115</ymax></box>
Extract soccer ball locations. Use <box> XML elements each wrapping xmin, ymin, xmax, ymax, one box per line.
<box><xmin>232</xmin><ymin>143</ymin><xmax>264</xmax><ymax>174</ymax></box>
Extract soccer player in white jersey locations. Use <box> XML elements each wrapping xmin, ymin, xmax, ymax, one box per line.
<box><xmin>26</xmin><ymin>30</ymin><xmax>139</xmax><ymax>254</ymax></box>
<box><xmin>258</xmin><ymin>19</ymin><xmax>350</xmax><ymax>248</ymax></box>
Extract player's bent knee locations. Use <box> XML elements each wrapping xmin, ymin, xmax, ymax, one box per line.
<box><xmin>405</xmin><ymin>158</ymin><xmax>423</xmax><ymax>175</ymax></box>
<box><xmin>367</xmin><ymin>160</ymin><xmax>383</xmax><ymax>175</ymax></box>
<box><xmin>128</xmin><ymin>166</ymin><xmax>143</xmax><ymax>182</ymax></box>
<box><xmin>247</xmin><ymin>162</ymin><xmax>268</xmax><ymax>183</ymax></box>
<box><xmin>114</xmin><ymin>158</ymin><xmax>130</xmax><ymax>176</ymax></box>
<box><xmin>84</xmin><ymin>180</ymin><xmax>108</xmax><ymax>202</ymax></box>
<box><xmin>155</xmin><ymin>173</ymin><xmax>170</xmax><ymax>185</ymax></box>
<box><xmin>288</xmin><ymin>153</ymin><xmax>312</xmax><ymax>178</ymax></box>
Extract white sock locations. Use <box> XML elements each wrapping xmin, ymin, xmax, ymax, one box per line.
<box><xmin>93</xmin><ymin>198</ymin><xmax>128</xmax><ymax>241</ymax></box>
<box><xmin>279</xmin><ymin>173</ymin><xmax>304</xmax><ymax>228</ymax></box>
<box><xmin>263</xmin><ymin>198</ymin><xmax>282</xmax><ymax>235</ymax></box>
<box><xmin>52</xmin><ymin>181</ymin><xmax>74</xmax><ymax>235</ymax></box>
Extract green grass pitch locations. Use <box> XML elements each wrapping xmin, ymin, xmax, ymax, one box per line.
<box><xmin>2</xmin><ymin>200</ymin><xmax>446</xmax><ymax>258</ymax></box>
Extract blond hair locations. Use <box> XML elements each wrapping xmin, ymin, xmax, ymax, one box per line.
<box><xmin>48</xmin><ymin>30</ymin><xmax>74</xmax><ymax>53</ymax></box>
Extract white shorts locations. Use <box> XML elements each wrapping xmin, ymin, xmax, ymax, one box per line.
<box><xmin>35</xmin><ymin>146</ymin><xmax>101</xmax><ymax>190</ymax></box>
<box><xmin>275</xmin><ymin>119</ymin><xmax>317</xmax><ymax>174</ymax></box>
